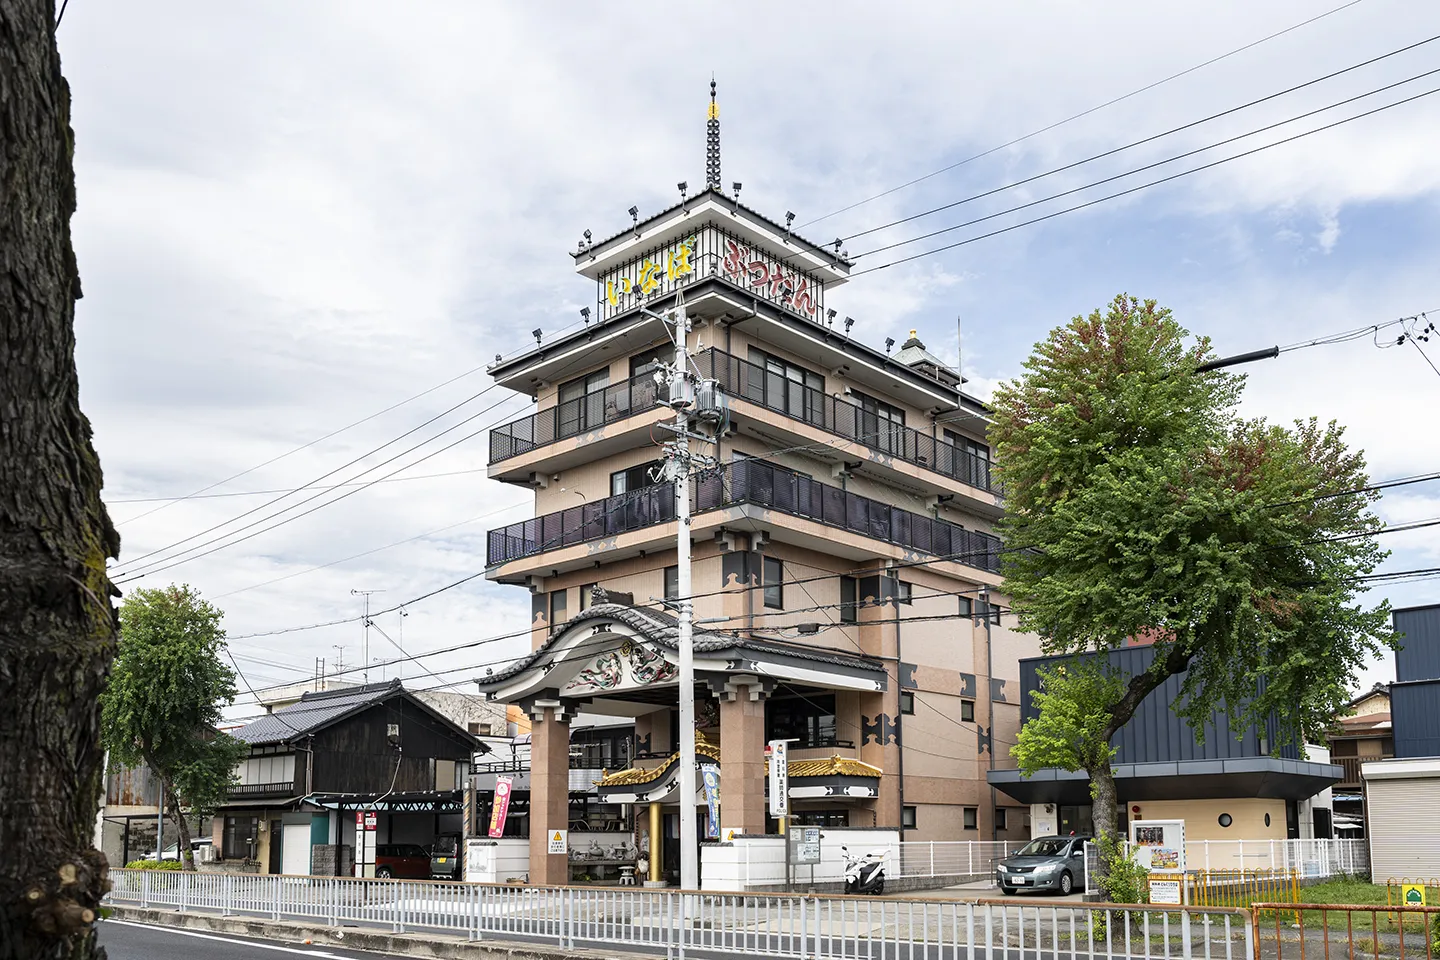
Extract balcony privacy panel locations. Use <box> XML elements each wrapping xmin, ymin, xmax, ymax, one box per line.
<box><xmin>487</xmin><ymin>459</ymin><xmax>1003</xmax><ymax>573</ymax></box>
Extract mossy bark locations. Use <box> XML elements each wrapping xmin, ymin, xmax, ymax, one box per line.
<box><xmin>0</xmin><ymin>1</ymin><xmax>120</xmax><ymax>956</ymax></box>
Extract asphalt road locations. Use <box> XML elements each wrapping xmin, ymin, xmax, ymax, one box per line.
<box><xmin>99</xmin><ymin>919</ymin><xmax>407</xmax><ymax>960</ymax></box>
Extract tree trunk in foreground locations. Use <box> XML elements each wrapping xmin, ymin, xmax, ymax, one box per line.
<box><xmin>0</xmin><ymin>1</ymin><xmax>120</xmax><ymax>957</ymax></box>
<box><xmin>166</xmin><ymin>788</ymin><xmax>196</xmax><ymax>873</ymax></box>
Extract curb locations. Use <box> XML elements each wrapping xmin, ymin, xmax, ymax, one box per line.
<box><xmin>105</xmin><ymin>906</ymin><xmax>647</xmax><ymax>960</ymax></box>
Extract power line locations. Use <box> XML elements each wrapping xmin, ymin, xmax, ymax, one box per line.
<box><xmin>108</xmin><ymin>466</ymin><xmax>495</xmax><ymax>506</ymax></box>
<box><xmin>842</xmin><ymin>33</ymin><xmax>1436</xmax><ymax>245</ymax></box>
<box><xmin>849</xmin><ymin>83</ymin><xmax>1440</xmax><ymax>279</ymax></box>
<box><xmin>115</xmin><ymin>360</ymin><xmax>494</xmax><ymax>528</ymax></box>
<box><xmin>112</xmin><ymin>391</ymin><xmax>524</xmax><ymax>582</ymax></box>
<box><xmin>799</xmin><ymin>0</ymin><xmax>1367</xmax><ymax>229</ymax></box>
<box><xmin>851</xmin><ymin>71</ymin><xmax>1440</xmax><ymax>266</ymax></box>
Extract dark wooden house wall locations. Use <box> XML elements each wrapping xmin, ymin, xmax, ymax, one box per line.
<box><xmin>307</xmin><ymin>697</ymin><xmax>475</xmax><ymax>796</ymax></box>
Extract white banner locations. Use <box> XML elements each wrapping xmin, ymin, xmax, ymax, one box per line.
<box><xmin>768</xmin><ymin>740</ymin><xmax>789</xmax><ymax>818</ymax></box>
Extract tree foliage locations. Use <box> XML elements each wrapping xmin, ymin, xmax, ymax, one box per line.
<box><xmin>1013</xmin><ymin>662</ymin><xmax>1125</xmax><ymax>778</ymax></box>
<box><xmin>101</xmin><ymin>585</ymin><xmax>246</xmax><ymax>871</ymax></box>
<box><xmin>991</xmin><ymin>294</ymin><xmax>1395</xmax><ymax>841</ymax></box>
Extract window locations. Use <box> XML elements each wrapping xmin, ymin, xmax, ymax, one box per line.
<box><xmin>762</xmin><ymin>556</ymin><xmax>783</xmax><ymax>609</ymax></box>
<box><xmin>747</xmin><ymin>347</ymin><xmax>825</xmax><ymax>424</ymax></box>
<box><xmin>611</xmin><ymin>459</ymin><xmax>664</xmax><ymax>496</ymax></box>
<box><xmin>853</xmin><ymin>390</ymin><xmax>907</xmax><ymax>455</ymax></box>
<box><xmin>222</xmin><ymin>815</ymin><xmax>259</xmax><ymax>860</ymax></box>
<box><xmin>550</xmin><ymin>589</ymin><xmax>568</xmax><ymax>624</ymax></box>
<box><xmin>840</xmin><ymin>576</ymin><xmax>859</xmax><ymax>624</ymax></box>
<box><xmin>963</xmin><ymin>808</ymin><xmax>978</xmax><ymax>830</ymax></box>
<box><xmin>766</xmin><ymin>693</ymin><xmax>837</xmax><ymax>747</ymax></box>
<box><xmin>893</xmin><ymin>579</ymin><xmax>912</xmax><ymax>604</ymax></box>
<box><xmin>558</xmin><ymin>369</ymin><xmax>610</xmax><ymax>436</ymax></box>
<box><xmin>943</xmin><ymin>429</ymin><xmax>991</xmax><ymax>488</ymax></box>
<box><xmin>899</xmin><ymin>692</ymin><xmax>915</xmax><ymax>715</ymax></box>
<box><xmin>960</xmin><ymin>699</ymin><xmax>975</xmax><ymax>722</ymax></box>
<box><xmin>579</xmin><ymin>583</ymin><xmax>597</xmax><ymax>611</ymax></box>
<box><xmin>664</xmin><ymin>566</ymin><xmax>679</xmax><ymax>601</ymax></box>
<box><xmin>958</xmin><ymin>596</ymin><xmax>973</xmax><ymax>617</ymax></box>
<box><xmin>629</xmin><ymin>345</ymin><xmax>671</xmax><ymax>379</ymax></box>
<box><xmin>995</xmin><ymin>808</ymin><xmax>1008</xmax><ymax>830</ymax></box>
<box><xmin>902</xmin><ymin>806</ymin><xmax>917</xmax><ymax>829</ymax></box>
<box><xmin>468</xmin><ymin>722</ymin><xmax>493</xmax><ymax>736</ymax></box>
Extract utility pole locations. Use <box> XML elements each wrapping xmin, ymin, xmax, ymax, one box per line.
<box><xmin>980</xmin><ymin>585</ymin><xmax>997</xmax><ymax>842</ymax></box>
<box><xmin>351</xmin><ymin>589</ymin><xmax>385</xmax><ymax>685</ymax></box>
<box><xmin>669</xmin><ymin>302</ymin><xmax>699</xmax><ymax>892</ymax></box>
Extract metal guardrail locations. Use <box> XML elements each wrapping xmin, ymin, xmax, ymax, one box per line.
<box><xmin>485</xmin><ymin>459</ymin><xmax>1004</xmax><ymax>572</ymax></box>
<box><xmin>489</xmin><ymin>371</ymin><xmax>661</xmax><ymax>463</ymax></box>
<box><xmin>106</xmin><ymin>868</ymin><xmax>1253</xmax><ymax>960</ymax></box>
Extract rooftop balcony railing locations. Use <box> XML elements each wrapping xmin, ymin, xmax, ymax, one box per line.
<box><xmin>486</xmin><ymin>459</ymin><xmax>1003</xmax><ymax>573</ymax></box>
<box><xmin>487</xmin><ymin>348</ymin><xmax>992</xmax><ymax>495</ymax></box>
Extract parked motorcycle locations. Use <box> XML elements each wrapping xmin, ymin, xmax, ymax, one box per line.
<box><xmin>840</xmin><ymin>845</ymin><xmax>886</xmax><ymax>895</ymax></box>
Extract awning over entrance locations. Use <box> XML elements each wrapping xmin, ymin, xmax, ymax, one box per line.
<box><xmin>988</xmin><ymin>757</ymin><xmax>1344</xmax><ymax>806</ymax></box>
<box><xmin>473</xmin><ymin>602</ymin><xmax>887</xmax><ymax>716</ymax></box>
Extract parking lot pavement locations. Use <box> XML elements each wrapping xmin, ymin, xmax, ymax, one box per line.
<box><xmin>890</xmin><ymin>879</ymin><xmax>1089</xmax><ymax>902</ymax></box>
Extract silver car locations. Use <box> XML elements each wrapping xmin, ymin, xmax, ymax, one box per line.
<box><xmin>995</xmin><ymin>835</ymin><xmax>1090</xmax><ymax>895</ymax></box>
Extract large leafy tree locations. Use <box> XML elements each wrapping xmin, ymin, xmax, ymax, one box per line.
<box><xmin>993</xmin><ymin>294</ymin><xmax>1394</xmax><ymax>846</ymax></box>
<box><xmin>101</xmin><ymin>586</ymin><xmax>247</xmax><ymax>871</ymax></box>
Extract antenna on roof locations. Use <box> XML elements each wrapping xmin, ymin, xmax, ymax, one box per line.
<box><xmin>706</xmin><ymin>78</ymin><xmax>721</xmax><ymax>192</ymax></box>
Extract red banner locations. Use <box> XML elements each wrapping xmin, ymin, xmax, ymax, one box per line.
<box><xmin>487</xmin><ymin>776</ymin><xmax>513</xmax><ymax>838</ymax></box>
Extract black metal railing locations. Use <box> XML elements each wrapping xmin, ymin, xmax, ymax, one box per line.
<box><xmin>486</xmin><ymin>350</ymin><xmax>992</xmax><ymax>495</ymax></box>
<box><xmin>695</xmin><ymin>349</ymin><xmax>992</xmax><ymax>492</ymax></box>
<box><xmin>487</xmin><ymin>459</ymin><xmax>1003</xmax><ymax>572</ymax></box>
<box><xmin>230</xmin><ymin>782</ymin><xmax>293</xmax><ymax>797</ymax></box>
<box><xmin>489</xmin><ymin>371</ymin><xmax>662</xmax><ymax>463</ymax></box>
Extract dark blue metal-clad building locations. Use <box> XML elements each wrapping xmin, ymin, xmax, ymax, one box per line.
<box><xmin>989</xmin><ymin>645</ymin><xmax>1341</xmax><ymax>807</ymax></box>
<box><xmin>1391</xmin><ymin>605</ymin><xmax>1440</xmax><ymax>759</ymax></box>
<box><xmin>1394</xmin><ymin>605</ymin><xmax>1440</xmax><ymax>684</ymax></box>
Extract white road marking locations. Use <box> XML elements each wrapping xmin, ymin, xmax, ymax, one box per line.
<box><xmin>106</xmin><ymin>919</ymin><xmax>350</xmax><ymax>957</ymax></box>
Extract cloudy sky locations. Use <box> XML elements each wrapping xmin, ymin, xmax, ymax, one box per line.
<box><xmin>60</xmin><ymin>1</ymin><xmax>1440</xmax><ymax>716</ymax></box>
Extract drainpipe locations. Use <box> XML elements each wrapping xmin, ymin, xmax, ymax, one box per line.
<box><xmin>981</xmin><ymin>585</ymin><xmax>997</xmax><ymax>841</ymax></box>
<box><xmin>892</xmin><ymin>569</ymin><xmax>906</xmax><ymax>837</ymax></box>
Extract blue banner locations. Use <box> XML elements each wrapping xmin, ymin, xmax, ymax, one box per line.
<box><xmin>700</xmin><ymin>764</ymin><xmax>721</xmax><ymax>839</ymax></box>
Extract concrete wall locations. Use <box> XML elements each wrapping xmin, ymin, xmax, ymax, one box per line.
<box><xmin>700</xmin><ymin>828</ymin><xmax>900</xmax><ymax>892</ymax></box>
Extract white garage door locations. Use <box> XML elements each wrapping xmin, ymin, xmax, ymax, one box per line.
<box><xmin>282</xmin><ymin>823</ymin><xmax>311</xmax><ymax>876</ymax></box>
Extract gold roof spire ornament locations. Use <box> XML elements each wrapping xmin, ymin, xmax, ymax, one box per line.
<box><xmin>706</xmin><ymin>78</ymin><xmax>721</xmax><ymax>192</ymax></box>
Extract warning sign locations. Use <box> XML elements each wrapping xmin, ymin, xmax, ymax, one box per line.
<box><xmin>548</xmin><ymin>829</ymin><xmax>568</xmax><ymax>855</ymax></box>
<box><xmin>721</xmin><ymin>827</ymin><xmax>738</xmax><ymax>843</ymax></box>
<box><xmin>1403</xmin><ymin>883</ymin><xmax>1426</xmax><ymax>906</ymax></box>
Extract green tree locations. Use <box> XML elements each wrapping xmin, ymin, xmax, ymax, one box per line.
<box><xmin>991</xmin><ymin>294</ymin><xmax>1394</xmax><ymax>848</ymax></box>
<box><xmin>101</xmin><ymin>586</ymin><xmax>247</xmax><ymax>872</ymax></box>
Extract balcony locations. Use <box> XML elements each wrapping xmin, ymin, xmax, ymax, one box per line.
<box><xmin>695</xmin><ymin>348</ymin><xmax>992</xmax><ymax>493</ymax></box>
<box><xmin>486</xmin><ymin>348</ymin><xmax>993</xmax><ymax>499</ymax></box>
<box><xmin>489</xmin><ymin>371</ymin><xmax>661</xmax><ymax>464</ymax></box>
<box><xmin>229</xmin><ymin>782</ymin><xmax>294</xmax><ymax>798</ymax></box>
<box><xmin>486</xmin><ymin>458</ymin><xmax>1002</xmax><ymax>574</ymax></box>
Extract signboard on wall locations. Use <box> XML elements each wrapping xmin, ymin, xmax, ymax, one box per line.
<box><xmin>767</xmin><ymin>740</ymin><xmax>789</xmax><ymax>818</ymax></box>
<box><xmin>1130</xmin><ymin>819</ymin><xmax>1186</xmax><ymax>874</ymax></box>
<box><xmin>595</xmin><ymin>224</ymin><xmax>825</xmax><ymax>322</ymax></box>
<box><xmin>547</xmin><ymin>829</ymin><xmax>568</xmax><ymax>856</ymax></box>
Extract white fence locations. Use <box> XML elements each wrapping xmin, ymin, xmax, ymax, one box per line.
<box><xmin>107</xmin><ymin>867</ymin><xmax>1253</xmax><ymax>960</ymax></box>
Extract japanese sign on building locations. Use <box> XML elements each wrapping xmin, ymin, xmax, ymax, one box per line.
<box><xmin>767</xmin><ymin>740</ymin><xmax>789</xmax><ymax>818</ymax></box>
<box><xmin>596</xmin><ymin>224</ymin><xmax>824</xmax><ymax>322</ymax></box>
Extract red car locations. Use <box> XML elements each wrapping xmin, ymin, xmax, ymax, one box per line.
<box><xmin>374</xmin><ymin>843</ymin><xmax>429</xmax><ymax>879</ymax></box>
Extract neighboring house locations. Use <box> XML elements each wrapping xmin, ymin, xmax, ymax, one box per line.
<box><xmin>1363</xmin><ymin>604</ymin><xmax>1440</xmax><ymax>879</ymax></box>
<box><xmin>1326</xmin><ymin>684</ymin><xmax>1391</xmax><ymax>837</ymax></box>
<box><xmin>215</xmin><ymin>679</ymin><xmax>479</xmax><ymax>876</ymax></box>
<box><xmin>474</xmin><ymin>92</ymin><xmax>1035</xmax><ymax>885</ymax></box>
<box><xmin>989</xmin><ymin>645</ymin><xmax>1342</xmax><ymax>861</ymax></box>
<box><xmin>93</xmin><ymin>759</ymin><xmax>209</xmax><ymax>867</ymax></box>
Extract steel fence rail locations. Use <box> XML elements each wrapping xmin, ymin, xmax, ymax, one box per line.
<box><xmin>107</xmin><ymin>867</ymin><xmax>1254</xmax><ymax>960</ymax></box>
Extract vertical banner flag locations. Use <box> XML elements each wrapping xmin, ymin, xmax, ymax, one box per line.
<box><xmin>700</xmin><ymin>764</ymin><xmax>721</xmax><ymax>838</ymax></box>
<box><xmin>488</xmin><ymin>776</ymin><xmax>514</xmax><ymax>838</ymax></box>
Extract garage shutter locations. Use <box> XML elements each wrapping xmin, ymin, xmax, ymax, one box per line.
<box><xmin>282</xmin><ymin>823</ymin><xmax>311</xmax><ymax>877</ymax></box>
<box><xmin>1368</xmin><ymin>778</ymin><xmax>1440</xmax><ymax>880</ymax></box>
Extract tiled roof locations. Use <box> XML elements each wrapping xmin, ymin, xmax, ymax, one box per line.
<box><xmin>233</xmin><ymin>680</ymin><xmax>405</xmax><ymax>745</ymax></box>
<box><xmin>475</xmin><ymin>602</ymin><xmax>885</xmax><ymax>688</ymax></box>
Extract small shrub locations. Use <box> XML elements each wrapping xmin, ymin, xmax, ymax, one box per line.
<box><xmin>1430</xmin><ymin>913</ymin><xmax>1439</xmax><ymax>953</ymax></box>
<box><xmin>1095</xmin><ymin>835</ymin><xmax>1149</xmax><ymax>905</ymax></box>
<box><xmin>124</xmin><ymin>859</ymin><xmax>183</xmax><ymax>871</ymax></box>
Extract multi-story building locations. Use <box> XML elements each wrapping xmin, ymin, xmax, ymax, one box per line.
<box><xmin>1327</xmin><ymin>683</ymin><xmax>1391</xmax><ymax>837</ymax></box>
<box><xmin>473</xmin><ymin>89</ymin><xmax>1039</xmax><ymax>886</ymax></box>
